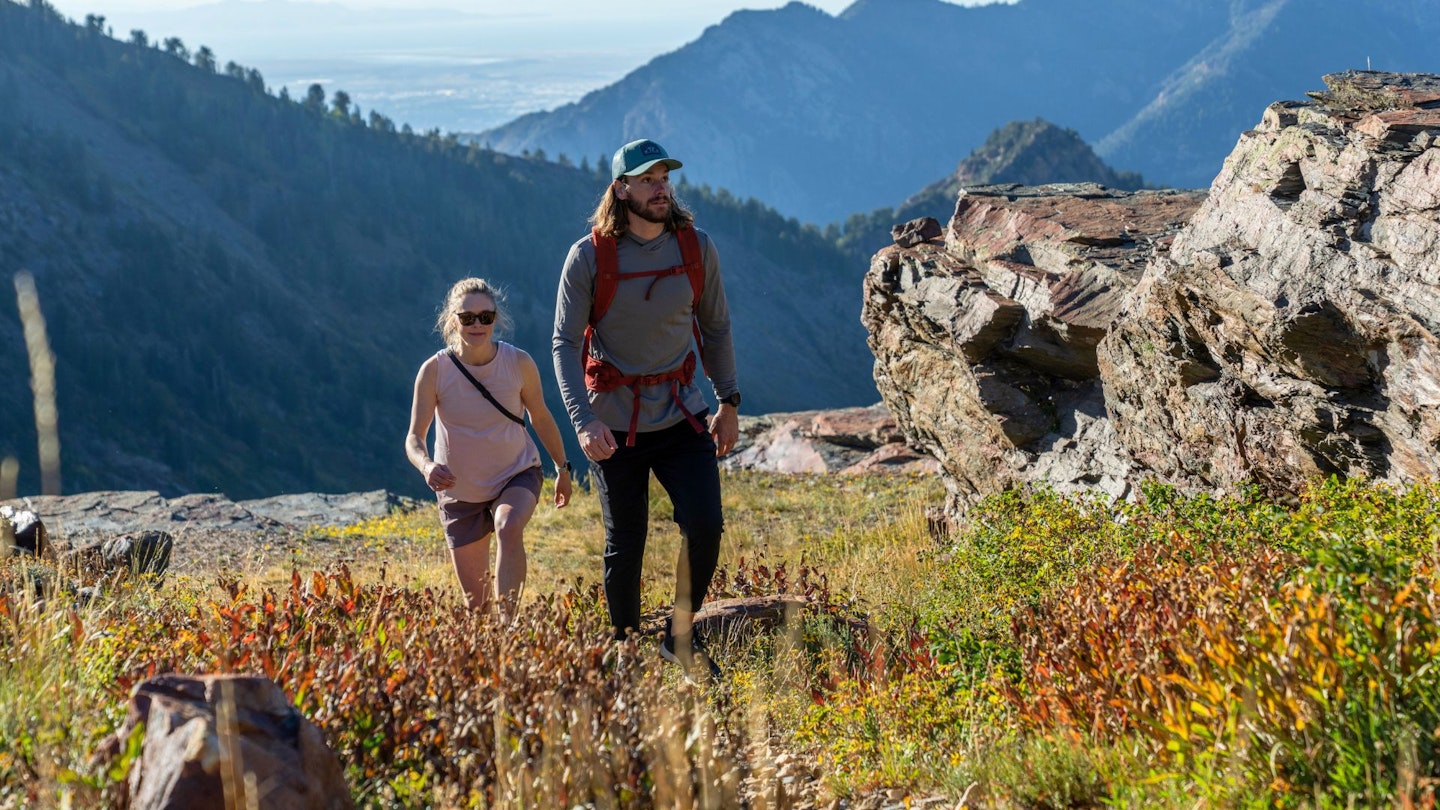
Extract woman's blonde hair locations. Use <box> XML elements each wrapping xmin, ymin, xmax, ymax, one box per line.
<box><xmin>587</xmin><ymin>179</ymin><xmax>695</xmax><ymax>238</ymax></box>
<box><xmin>435</xmin><ymin>278</ymin><xmax>509</xmax><ymax>353</ymax></box>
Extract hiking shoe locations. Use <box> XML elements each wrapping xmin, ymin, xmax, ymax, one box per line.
<box><xmin>659</xmin><ymin>626</ymin><xmax>723</xmax><ymax>684</ymax></box>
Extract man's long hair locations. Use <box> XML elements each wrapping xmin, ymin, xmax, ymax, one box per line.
<box><xmin>588</xmin><ymin>179</ymin><xmax>695</xmax><ymax>238</ymax></box>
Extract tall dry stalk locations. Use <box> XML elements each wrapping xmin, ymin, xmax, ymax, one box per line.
<box><xmin>1</xmin><ymin>456</ymin><xmax>16</xmax><ymax>502</ymax></box>
<box><xmin>13</xmin><ymin>271</ymin><xmax>60</xmax><ymax>495</ymax></box>
<box><xmin>216</xmin><ymin>678</ymin><xmax>263</xmax><ymax>810</ymax></box>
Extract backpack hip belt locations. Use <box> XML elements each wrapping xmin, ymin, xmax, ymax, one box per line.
<box><xmin>584</xmin><ymin>225</ymin><xmax>709</xmax><ymax>448</ymax></box>
<box><xmin>586</xmin><ymin>352</ymin><xmax>704</xmax><ymax>445</ymax></box>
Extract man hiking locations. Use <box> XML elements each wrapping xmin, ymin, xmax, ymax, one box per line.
<box><xmin>552</xmin><ymin>138</ymin><xmax>741</xmax><ymax>682</ymax></box>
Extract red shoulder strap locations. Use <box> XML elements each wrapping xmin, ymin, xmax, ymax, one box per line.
<box><xmin>676</xmin><ymin>226</ymin><xmax>709</xmax><ymax>370</ymax></box>
<box><xmin>677</xmin><ymin>226</ymin><xmax>704</xmax><ymax>310</ymax></box>
<box><xmin>589</xmin><ymin>228</ymin><xmax>619</xmax><ymax>326</ymax></box>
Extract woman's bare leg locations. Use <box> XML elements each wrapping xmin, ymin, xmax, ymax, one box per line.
<box><xmin>492</xmin><ymin>487</ymin><xmax>538</xmax><ymax>615</ymax></box>
<box><xmin>449</xmin><ymin>534</ymin><xmax>494</xmax><ymax>613</ymax></box>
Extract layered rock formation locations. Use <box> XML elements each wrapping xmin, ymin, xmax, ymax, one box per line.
<box><xmin>1102</xmin><ymin>72</ymin><xmax>1440</xmax><ymax>492</ymax></box>
<box><xmin>864</xmin><ymin>71</ymin><xmax>1440</xmax><ymax>516</ymax></box>
<box><xmin>864</xmin><ymin>185</ymin><xmax>1204</xmax><ymax>509</ymax></box>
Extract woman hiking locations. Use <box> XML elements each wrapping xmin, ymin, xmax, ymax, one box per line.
<box><xmin>406</xmin><ymin>278</ymin><xmax>572</xmax><ymax>616</ymax></box>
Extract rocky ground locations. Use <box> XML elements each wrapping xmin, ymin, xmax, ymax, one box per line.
<box><xmin>725</xmin><ymin>403</ymin><xmax>939</xmax><ymax>476</ymax></box>
<box><xmin>2</xmin><ymin>489</ymin><xmax>416</xmax><ymax>575</ymax></box>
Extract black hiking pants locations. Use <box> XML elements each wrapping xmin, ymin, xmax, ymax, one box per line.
<box><xmin>592</xmin><ymin>414</ymin><xmax>724</xmax><ymax>640</ymax></box>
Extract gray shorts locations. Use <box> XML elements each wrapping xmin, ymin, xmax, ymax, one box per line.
<box><xmin>438</xmin><ymin>466</ymin><xmax>543</xmax><ymax>550</ymax></box>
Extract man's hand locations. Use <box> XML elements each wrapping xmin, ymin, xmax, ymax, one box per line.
<box><xmin>579</xmin><ymin>419</ymin><xmax>618</xmax><ymax>461</ymax></box>
<box><xmin>710</xmin><ymin>405</ymin><xmax>739</xmax><ymax>457</ymax></box>
<box><xmin>424</xmin><ymin>461</ymin><xmax>456</xmax><ymax>492</ymax></box>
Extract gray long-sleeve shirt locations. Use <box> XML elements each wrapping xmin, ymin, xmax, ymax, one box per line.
<box><xmin>552</xmin><ymin>226</ymin><xmax>739</xmax><ymax>435</ymax></box>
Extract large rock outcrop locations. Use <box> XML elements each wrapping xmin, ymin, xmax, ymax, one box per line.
<box><xmin>864</xmin><ymin>71</ymin><xmax>1440</xmax><ymax>516</ymax></box>
<box><xmin>1101</xmin><ymin>71</ymin><xmax>1440</xmax><ymax>492</ymax></box>
<box><xmin>864</xmin><ymin>184</ymin><xmax>1204</xmax><ymax>512</ymax></box>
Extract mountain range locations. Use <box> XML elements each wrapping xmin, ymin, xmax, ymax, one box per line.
<box><xmin>0</xmin><ymin>0</ymin><xmax>875</xmax><ymax>500</ymax></box>
<box><xmin>478</xmin><ymin>0</ymin><xmax>1440</xmax><ymax>224</ymax></box>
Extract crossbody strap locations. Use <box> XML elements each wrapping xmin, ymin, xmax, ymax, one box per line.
<box><xmin>446</xmin><ymin>350</ymin><xmax>525</xmax><ymax>426</ymax></box>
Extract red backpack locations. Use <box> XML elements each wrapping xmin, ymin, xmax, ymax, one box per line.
<box><xmin>584</xmin><ymin>225</ymin><xmax>708</xmax><ymax>445</ymax></box>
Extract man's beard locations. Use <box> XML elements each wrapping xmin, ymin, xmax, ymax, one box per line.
<box><xmin>626</xmin><ymin>195</ymin><xmax>670</xmax><ymax>224</ymax></box>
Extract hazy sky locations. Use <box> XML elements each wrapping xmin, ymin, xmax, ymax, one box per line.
<box><xmin>48</xmin><ymin>0</ymin><xmax>863</xmax><ymax>21</ymax></box>
<box><xmin>41</xmin><ymin>0</ymin><xmax>1014</xmax><ymax>59</ymax></box>
<box><xmin>37</xmin><ymin>0</ymin><xmax>1009</xmax><ymax>132</ymax></box>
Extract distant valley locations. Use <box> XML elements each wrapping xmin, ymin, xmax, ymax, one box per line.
<box><xmin>39</xmin><ymin>0</ymin><xmax>729</xmax><ymax>134</ymax></box>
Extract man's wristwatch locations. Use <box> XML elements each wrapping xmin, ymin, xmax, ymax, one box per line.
<box><xmin>560</xmin><ymin>461</ymin><xmax>573</xmax><ymax>475</ymax></box>
<box><xmin>720</xmin><ymin>391</ymin><xmax>742</xmax><ymax>407</ymax></box>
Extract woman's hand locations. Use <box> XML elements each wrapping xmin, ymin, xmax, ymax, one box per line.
<box><xmin>424</xmin><ymin>461</ymin><xmax>456</xmax><ymax>492</ymax></box>
<box><xmin>554</xmin><ymin>469</ymin><xmax>572</xmax><ymax>508</ymax></box>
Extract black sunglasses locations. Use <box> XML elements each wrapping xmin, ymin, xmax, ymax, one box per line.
<box><xmin>456</xmin><ymin>310</ymin><xmax>497</xmax><ymax>326</ymax></box>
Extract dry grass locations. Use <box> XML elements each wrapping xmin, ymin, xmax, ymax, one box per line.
<box><xmin>0</xmin><ymin>469</ymin><xmax>947</xmax><ymax>809</ymax></box>
<box><xmin>291</xmin><ymin>471</ymin><xmax>945</xmax><ymax>625</ymax></box>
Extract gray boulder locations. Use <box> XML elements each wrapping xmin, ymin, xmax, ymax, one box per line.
<box><xmin>94</xmin><ymin>673</ymin><xmax>353</xmax><ymax>810</ymax></box>
<box><xmin>1</xmin><ymin>504</ymin><xmax>49</xmax><ymax>557</ymax></box>
<box><xmin>723</xmin><ymin>404</ymin><xmax>938</xmax><ymax>476</ymax></box>
<box><xmin>101</xmin><ymin>531</ymin><xmax>174</xmax><ymax>578</ymax></box>
<box><xmin>1100</xmin><ymin>71</ymin><xmax>1440</xmax><ymax>493</ymax></box>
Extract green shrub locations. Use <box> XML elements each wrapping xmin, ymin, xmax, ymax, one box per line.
<box><xmin>919</xmin><ymin>487</ymin><xmax>1128</xmax><ymax>644</ymax></box>
<box><xmin>1011</xmin><ymin>480</ymin><xmax>1440</xmax><ymax>805</ymax></box>
<box><xmin>8</xmin><ymin>476</ymin><xmax>1438</xmax><ymax>807</ymax></box>
<box><xmin>794</xmin><ymin>639</ymin><xmax>1007</xmax><ymax>798</ymax></box>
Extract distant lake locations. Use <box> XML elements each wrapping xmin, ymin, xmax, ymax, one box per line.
<box><xmin>66</xmin><ymin>2</ymin><xmax>706</xmax><ymax>137</ymax></box>
<box><xmin>260</xmin><ymin>50</ymin><xmax>629</xmax><ymax>135</ymax></box>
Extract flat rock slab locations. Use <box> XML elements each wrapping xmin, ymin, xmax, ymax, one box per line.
<box><xmin>644</xmin><ymin>594</ymin><xmax>869</xmax><ymax>643</ymax></box>
<box><xmin>3</xmin><ymin>489</ymin><xmax>422</xmax><ymax>576</ymax></box>
<box><xmin>949</xmin><ymin>183</ymin><xmax>1204</xmax><ymax>270</ymax></box>
<box><xmin>2</xmin><ymin>489</ymin><xmax>415</xmax><ymax>543</ymax></box>
<box><xmin>240</xmin><ymin>491</ymin><xmax>419</xmax><ymax>529</ymax></box>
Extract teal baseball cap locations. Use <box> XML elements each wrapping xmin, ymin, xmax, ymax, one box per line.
<box><xmin>611</xmin><ymin>139</ymin><xmax>683</xmax><ymax>180</ymax></box>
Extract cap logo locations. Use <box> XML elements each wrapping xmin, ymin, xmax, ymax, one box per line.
<box><xmin>641</xmin><ymin>144</ymin><xmax>662</xmax><ymax>156</ymax></box>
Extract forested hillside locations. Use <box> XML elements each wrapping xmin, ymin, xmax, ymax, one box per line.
<box><xmin>0</xmin><ymin>0</ymin><xmax>872</xmax><ymax>499</ymax></box>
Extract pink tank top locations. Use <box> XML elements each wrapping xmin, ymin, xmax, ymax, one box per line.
<box><xmin>434</xmin><ymin>343</ymin><xmax>540</xmax><ymax>504</ymax></box>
